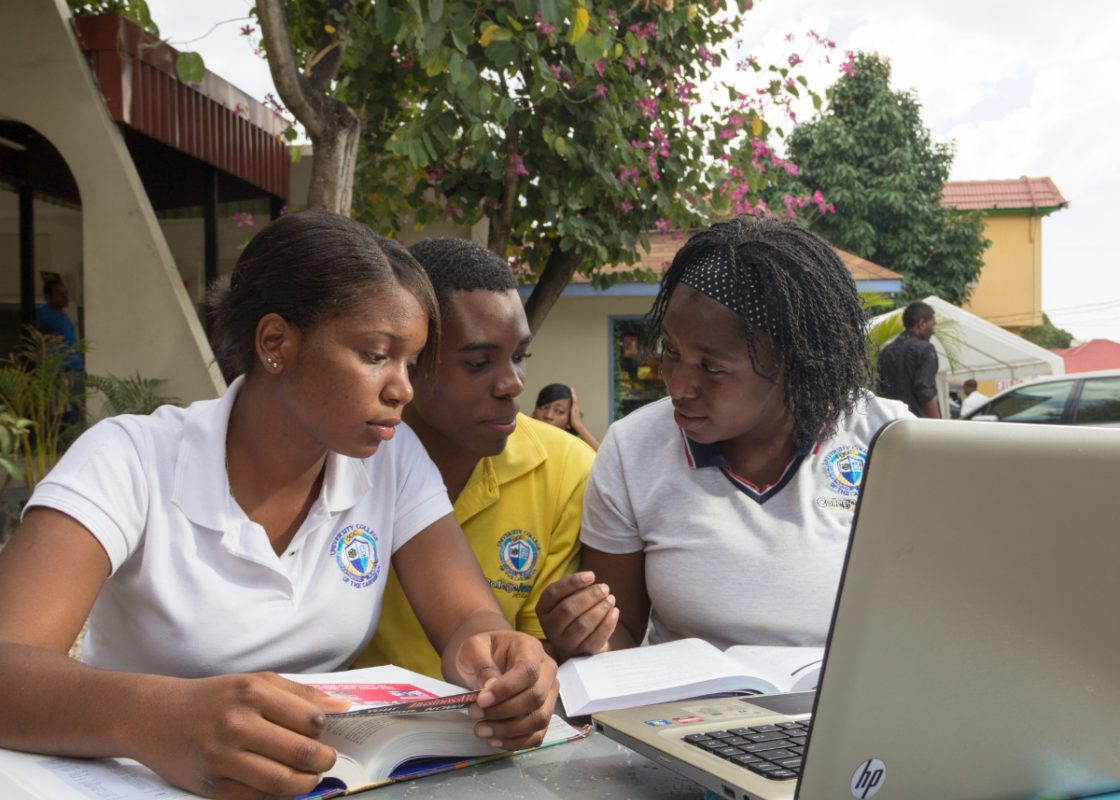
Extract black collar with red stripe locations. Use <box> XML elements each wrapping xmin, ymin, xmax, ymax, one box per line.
<box><xmin>680</xmin><ymin>429</ymin><xmax>820</xmax><ymax>505</ymax></box>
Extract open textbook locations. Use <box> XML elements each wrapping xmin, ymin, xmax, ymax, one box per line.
<box><xmin>0</xmin><ymin>666</ymin><xmax>586</xmax><ymax>800</ymax></box>
<box><xmin>558</xmin><ymin>638</ymin><xmax>825</xmax><ymax>716</ymax></box>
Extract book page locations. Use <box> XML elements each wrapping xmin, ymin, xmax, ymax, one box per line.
<box><xmin>33</xmin><ymin>757</ymin><xmax>193</xmax><ymax>800</ymax></box>
<box><xmin>725</xmin><ymin>646</ymin><xmax>825</xmax><ymax>692</ymax></box>
<box><xmin>565</xmin><ymin>638</ymin><xmax>741</xmax><ymax>697</ymax></box>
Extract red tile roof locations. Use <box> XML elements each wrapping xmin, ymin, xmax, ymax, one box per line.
<box><xmin>570</xmin><ymin>232</ymin><xmax>902</xmax><ymax>283</ymax></box>
<box><xmin>940</xmin><ymin>177</ymin><xmax>1068</xmax><ymax>212</ymax></box>
<box><xmin>1050</xmin><ymin>339</ymin><xmax>1120</xmax><ymax>374</ymax></box>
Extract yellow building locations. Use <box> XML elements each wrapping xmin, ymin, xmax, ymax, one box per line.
<box><xmin>941</xmin><ymin>177</ymin><xmax>1068</xmax><ymax>336</ymax></box>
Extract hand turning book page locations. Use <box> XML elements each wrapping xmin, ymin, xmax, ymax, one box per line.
<box><xmin>0</xmin><ymin>665</ymin><xmax>586</xmax><ymax>800</ymax></box>
<box><xmin>558</xmin><ymin>639</ymin><xmax>825</xmax><ymax>716</ymax></box>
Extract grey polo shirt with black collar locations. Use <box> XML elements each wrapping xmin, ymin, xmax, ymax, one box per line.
<box><xmin>581</xmin><ymin>394</ymin><xmax>911</xmax><ymax>650</ymax></box>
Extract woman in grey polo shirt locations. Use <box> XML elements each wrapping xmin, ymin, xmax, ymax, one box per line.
<box><xmin>538</xmin><ymin>217</ymin><xmax>912</xmax><ymax>657</ymax></box>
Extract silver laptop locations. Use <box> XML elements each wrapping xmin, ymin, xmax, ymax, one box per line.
<box><xmin>593</xmin><ymin>419</ymin><xmax>1120</xmax><ymax>800</ymax></box>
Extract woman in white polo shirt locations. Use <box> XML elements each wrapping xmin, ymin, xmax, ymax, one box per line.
<box><xmin>537</xmin><ymin>217</ymin><xmax>913</xmax><ymax>658</ymax></box>
<box><xmin>0</xmin><ymin>211</ymin><xmax>557</xmax><ymax>799</ymax></box>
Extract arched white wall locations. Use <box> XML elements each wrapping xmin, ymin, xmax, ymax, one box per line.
<box><xmin>0</xmin><ymin>0</ymin><xmax>225</xmax><ymax>402</ymax></box>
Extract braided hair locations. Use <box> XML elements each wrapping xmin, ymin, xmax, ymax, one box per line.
<box><xmin>408</xmin><ymin>238</ymin><xmax>517</xmax><ymax>316</ymax></box>
<box><xmin>646</xmin><ymin>217</ymin><xmax>872</xmax><ymax>446</ymax></box>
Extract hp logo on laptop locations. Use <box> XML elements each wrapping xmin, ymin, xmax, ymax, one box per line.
<box><xmin>850</xmin><ymin>758</ymin><xmax>886</xmax><ymax>798</ymax></box>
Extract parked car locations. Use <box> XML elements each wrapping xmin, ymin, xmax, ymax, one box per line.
<box><xmin>962</xmin><ymin>369</ymin><xmax>1120</xmax><ymax>427</ymax></box>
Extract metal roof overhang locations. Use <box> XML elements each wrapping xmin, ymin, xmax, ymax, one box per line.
<box><xmin>72</xmin><ymin>14</ymin><xmax>289</xmax><ymax>207</ymax></box>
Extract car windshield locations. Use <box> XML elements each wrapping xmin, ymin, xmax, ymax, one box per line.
<box><xmin>979</xmin><ymin>381</ymin><xmax>1074</xmax><ymax>423</ymax></box>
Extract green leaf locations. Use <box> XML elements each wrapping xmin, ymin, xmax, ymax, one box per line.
<box><xmin>450</xmin><ymin>26</ymin><xmax>470</xmax><ymax>53</ymax></box>
<box><xmin>291</xmin><ymin>146</ymin><xmax>302</xmax><ymax>164</ymax></box>
<box><xmin>555</xmin><ymin>135</ymin><xmax>567</xmax><ymax>154</ymax></box>
<box><xmin>514</xmin><ymin>0</ymin><xmax>538</xmax><ymax>18</ymax></box>
<box><xmin>490</xmin><ymin>41</ymin><xmax>518</xmax><ymax>67</ymax></box>
<box><xmin>796</xmin><ymin>75</ymin><xmax>808</xmax><ymax>87</ymax></box>
<box><xmin>175</xmin><ymin>51</ymin><xmax>205</xmax><ymax>85</ymax></box>
<box><xmin>568</xmin><ymin>7</ymin><xmax>589</xmax><ymax>44</ymax></box>
<box><xmin>282</xmin><ymin>127</ymin><xmax>298</xmax><ymax>142</ymax></box>
<box><xmin>428</xmin><ymin>0</ymin><xmax>443</xmax><ymax>23</ymax></box>
<box><xmin>574</xmin><ymin>32</ymin><xmax>602</xmax><ymax>63</ymax></box>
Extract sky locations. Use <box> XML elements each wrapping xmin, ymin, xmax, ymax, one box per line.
<box><xmin>144</xmin><ymin>0</ymin><xmax>1120</xmax><ymax>341</ymax></box>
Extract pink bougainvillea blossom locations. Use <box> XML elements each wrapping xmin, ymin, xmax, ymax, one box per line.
<box><xmin>619</xmin><ymin>166</ymin><xmax>640</xmax><ymax>186</ymax></box>
<box><xmin>240</xmin><ymin>25</ymin><xmax>255</xmax><ymax>36</ymax></box>
<box><xmin>427</xmin><ymin>169</ymin><xmax>444</xmax><ymax>183</ymax></box>
<box><xmin>594</xmin><ymin>84</ymin><xmax>608</xmax><ymax>99</ymax></box>
<box><xmin>654</xmin><ymin>218</ymin><xmax>672</xmax><ymax>235</ymax></box>
<box><xmin>788</xmin><ymin>53</ymin><xmax>803</xmax><ymax>67</ymax></box>
<box><xmin>620</xmin><ymin>200</ymin><xmax>632</xmax><ymax>215</ymax></box>
<box><xmin>232</xmin><ymin>212</ymin><xmax>254</xmax><ymax>228</ymax></box>
<box><xmin>840</xmin><ymin>51</ymin><xmax>858</xmax><ymax>76</ymax></box>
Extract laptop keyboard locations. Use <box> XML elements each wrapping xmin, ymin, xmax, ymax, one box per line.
<box><xmin>681</xmin><ymin>721</ymin><xmax>808</xmax><ymax>780</ymax></box>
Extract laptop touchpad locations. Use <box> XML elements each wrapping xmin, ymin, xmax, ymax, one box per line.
<box><xmin>740</xmin><ymin>691</ymin><xmax>816</xmax><ymax>716</ymax></box>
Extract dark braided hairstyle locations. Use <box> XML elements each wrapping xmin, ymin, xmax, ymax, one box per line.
<box><xmin>408</xmin><ymin>237</ymin><xmax>517</xmax><ymax>316</ymax></box>
<box><xmin>646</xmin><ymin>216</ymin><xmax>872</xmax><ymax>446</ymax></box>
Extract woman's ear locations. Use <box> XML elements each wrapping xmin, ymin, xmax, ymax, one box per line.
<box><xmin>254</xmin><ymin>313</ymin><xmax>297</xmax><ymax>375</ymax></box>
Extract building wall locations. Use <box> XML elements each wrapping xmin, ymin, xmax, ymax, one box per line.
<box><xmin>0</xmin><ymin>0</ymin><xmax>224</xmax><ymax>402</ymax></box>
<box><xmin>523</xmin><ymin>295</ymin><xmax>656</xmax><ymax>442</ymax></box>
<box><xmin>963</xmin><ymin>212</ymin><xmax>1043</xmax><ymax>335</ymax></box>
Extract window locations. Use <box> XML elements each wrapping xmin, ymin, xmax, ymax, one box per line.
<box><xmin>1074</xmin><ymin>377</ymin><xmax>1120</xmax><ymax>426</ymax></box>
<box><xmin>610</xmin><ymin>317</ymin><xmax>667</xmax><ymax>423</ymax></box>
<box><xmin>979</xmin><ymin>381</ymin><xmax>1074</xmax><ymax>424</ymax></box>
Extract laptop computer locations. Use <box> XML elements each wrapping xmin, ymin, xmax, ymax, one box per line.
<box><xmin>592</xmin><ymin>418</ymin><xmax>1120</xmax><ymax>800</ymax></box>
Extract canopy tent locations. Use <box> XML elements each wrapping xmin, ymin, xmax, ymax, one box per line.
<box><xmin>870</xmin><ymin>296</ymin><xmax>1066</xmax><ymax>414</ymax></box>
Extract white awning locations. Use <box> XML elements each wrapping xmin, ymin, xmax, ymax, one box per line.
<box><xmin>870</xmin><ymin>296</ymin><xmax>1066</xmax><ymax>413</ymax></box>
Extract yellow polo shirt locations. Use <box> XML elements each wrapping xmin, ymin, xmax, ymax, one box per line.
<box><xmin>355</xmin><ymin>413</ymin><xmax>596</xmax><ymax>678</ymax></box>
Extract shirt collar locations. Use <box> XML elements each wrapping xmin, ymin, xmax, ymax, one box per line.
<box><xmin>173</xmin><ymin>376</ymin><xmax>373</xmax><ymax>532</ymax></box>
<box><xmin>454</xmin><ymin>413</ymin><xmax>547</xmax><ymax>523</ymax></box>
<box><xmin>680</xmin><ymin>427</ymin><xmax>814</xmax><ymax>470</ymax></box>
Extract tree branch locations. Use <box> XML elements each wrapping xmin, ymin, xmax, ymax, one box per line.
<box><xmin>257</xmin><ymin>0</ymin><xmax>325</xmax><ymax>139</ymax></box>
<box><xmin>523</xmin><ymin>243</ymin><xmax>583</xmax><ymax>335</ymax></box>
<box><xmin>488</xmin><ymin>124</ymin><xmax>520</xmax><ymax>257</ymax></box>
<box><xmin>306</xmin><ymin>0</ymin><xmax>354</xmax><ymax>93</ymax></box>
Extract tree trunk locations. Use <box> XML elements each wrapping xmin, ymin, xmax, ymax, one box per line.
<box><xmin>307</xmin><ymin>102</ymin><xmax>361</xmax><ymax>214</ymax></box>
<box><xmin>488</xmin><ymin>125</ymin><xmax>520</xmax><ymax>257</ymax></box>
<box><xmin>257</xmin><ymin>0</ymin><xmax>360</xmax><ymax>216</ymax></box>
<box><xmin>523</xmin><ymin>244</ymin><xmax>583</xmax><ymax>335</ymax></box>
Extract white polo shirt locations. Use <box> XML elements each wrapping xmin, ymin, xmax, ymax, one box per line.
<box><xmin>25</xmin><ymin>378</ymin><xmax>453</xmax><ymax>678</ymax></box>
<box><xmin>581</xmin><ymin>394</ymin><xmax>911</xmax><ymax>650</ymax></box>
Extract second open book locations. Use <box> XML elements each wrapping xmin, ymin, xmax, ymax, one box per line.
<box><xmin>557</xmin><ymin>639</ymin><xmax>825</xmax><ymax>716</ymax></box>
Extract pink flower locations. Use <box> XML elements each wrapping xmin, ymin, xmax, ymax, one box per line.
<box><xmin>718</xmin><ymin>129</ymin><xmax>735</xmax><ymax>139</ymax></box>
<box><xmin>635</xmin><ymin>97</ymin><xmax>659</xmax><ymax>120</ymax></box>
<box><xmin>784</xmin><ymin>33</ymin><xmax>795</xmax><ymax>42</ymax></box>
<box><xmin>508</xmin><ymin>154</ymin><xmax>529</xmax><ymax>177</ymax></box>
<box><xmin>728</xmin><ymin>114</ymin><xmax>744</xmax><ymax>127</ymax></box>
<box><xmin>594</xmin><ymin>84</ymin><xmax>608</xmax><ymax>99</ymax></box>
<box><xmin>788</xmin><ymin>53</ymin><xmax>802</xmax><ymax>67</ymax></box>
<box><xmin>594</xmin><ymin>60</ymin><xmax>606</xmax><ymax>75</ymax></box>
<box><xmin>620</xmin><ymin>200</ymin><xmax>632</xmax><ymax>215</ymax></box>
<box><xmin>535</xmin><ymin>12</ymin><xmax>558</xmax><ymax>35</ymax></box>
<box><xmin>427</xmin><ymin>169</ymin><xmax>444</xmax><ymax>182</ymax></box>
<box><xmin>550</xmin><ymin>64</ymin><xmax>562</xmax><ymax>80</ymax></box>
<box><xmin>240</xmin><ymin>25</ymin><xmax>255</xmax><ymax>36</ymax></box>
<box><xmin>654</xmin><ymin>218</ymin><xmax>672</xmax><ymax>235</ymax></box>
<box><xmin>232</xmin><ymin>212</ymin><xmax>255</xmax><ymax>228</ymax></box>
<box><xmin>619</xmin><ymin>166</ymin><xmax>640</xmax><ymax>186</ymax></box>
<box><xmin>840</xmin><ymin>51</ymin><xmax>858</xmax><ymax>76</ymax></box>
<box><xmin>812</xmin><ymin>190</ymin><xmax>825</xmax><ymax>204</ymax></box>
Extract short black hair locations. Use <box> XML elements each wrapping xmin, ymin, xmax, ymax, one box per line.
<box><xmin>647</xmin><ymin>216</ymin><xmax>872</xmax><ymax>447</ymax></box>
<box><xmin>407</xmin><ymin>238</ymin><xmax>517</xmax><ymax>316</ymax></box>
<box><xmin>902</xmin><ymin>301</ymin><xmax>935</xmax><ymax>329</ymax></box>
<box><xmin>43</xmin><ymin>277</ymin><xmax>64</xmax><ymax>295</ymax></box>
<box><xmin>208</xmin><ymin>210</ymin><xmax>439</xmax><ymax>383</ymax></box>
<box><xmin>964</xmin><ymin>379</ymin><xmax>978</xmax><ymax>390</ymax></box>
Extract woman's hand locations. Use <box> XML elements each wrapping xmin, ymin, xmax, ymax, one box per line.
<box><xmin>132</xmin><ymin>672</ymin><xmax>351</xmax><ymax>800</ymax></box>
<box><xmin>567</xmin><ymin>389</ymin><xmax>601</xmax><ymax>451</ymax></box>
<box><xmin>455</xmin><ymin>631</ymin><xmax>558</xmax><ymax>751</ymax></box>
<box><xmin>536</xmin><ymin>572</ymin><xmax>618</xmax><ymax>661</ymax></box>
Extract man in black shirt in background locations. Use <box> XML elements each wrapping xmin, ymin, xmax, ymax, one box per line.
<box><xmin>878</xmin><ymin>301</ymin><xmax>941</xmax><ymax>418</ymax></box>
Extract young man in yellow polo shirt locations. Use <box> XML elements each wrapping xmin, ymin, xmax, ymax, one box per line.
<box><xmin>355</xmin><ymin>238</ymin><xmax>603</xmax><ymax>677</ymax></box>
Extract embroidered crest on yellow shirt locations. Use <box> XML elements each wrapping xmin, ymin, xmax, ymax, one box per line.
<box><xmin>491</xmin><ymin>528</ymin><xmax>541</xmax><ymax>595</ymax></box>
